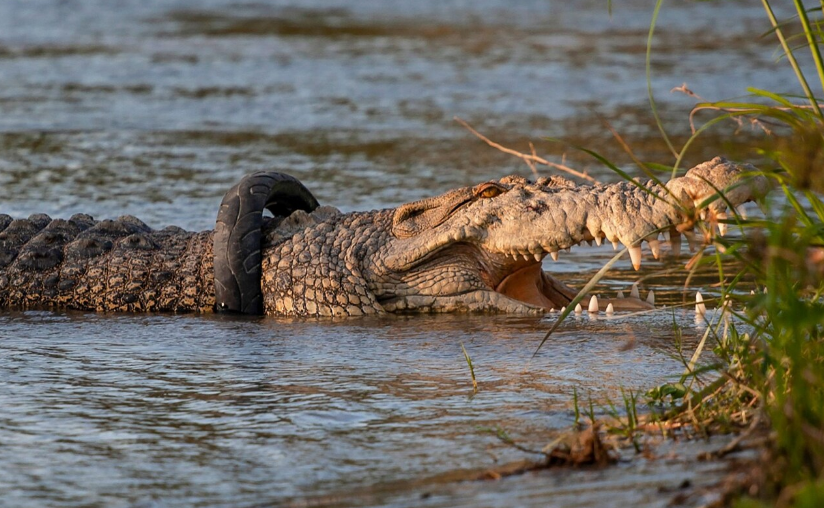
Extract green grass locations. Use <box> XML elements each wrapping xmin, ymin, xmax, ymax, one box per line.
<box><xmin>461</xmin><ymin>342</ymin><xmax>478</xmax><ymax>393</ymax></box>
<box><xmin>547</xmin><ymin>1</ymin><xmax>824</xmax><ymax>505</ymax></box>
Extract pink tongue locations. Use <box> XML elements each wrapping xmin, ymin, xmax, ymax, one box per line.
<box><xmin>495</xmin><ymin>264</ymin><xmax>556</xmax><ymax>309</ymax></box>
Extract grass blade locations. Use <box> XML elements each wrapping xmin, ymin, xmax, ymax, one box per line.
<box><xmin>533</xmin><ymin>247</ymin><xmax>628</xmax><ymax>356</ymax></box>
<box><xmin>461</xmin><ymin>343</ymin><xmax>478</xmax><ymax>393</ymax></box>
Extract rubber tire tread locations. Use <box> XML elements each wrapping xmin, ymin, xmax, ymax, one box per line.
<box><xmin>214</xmin><ymin>171</ymin><xmax>319</xmax><ymax>314</ymax></box>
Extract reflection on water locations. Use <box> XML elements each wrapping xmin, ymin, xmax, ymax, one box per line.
<box><xmin>1</xmin><ymin>310</ymin><xmax>717</xmax><ymax>507</ymax></box>
<box><xmin>0</xmin><ymin>0</ymin><xmax>775</xmax><ymax>505</ymax></box>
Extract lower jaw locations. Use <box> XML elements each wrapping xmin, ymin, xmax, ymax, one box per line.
<box><xmin>380</xmin><ymin>290</ymin><xmax>654</xmax><ymax>314</ymax></box>
<box><xmin>493</xmin><ymin>266</ymin><xmax>656</xmax><ymax>312</ymax></box>
<box><xmin>380</xmin><ymin>279</ymin><xmax>656</xmax><ymax>314</ymax></box>
<box><xmin>379</xmin><ymin>290</ymin><xmax>548</xmax><ymax>314</ymax></box>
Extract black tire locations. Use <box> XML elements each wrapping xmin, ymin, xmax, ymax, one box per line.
<box><xmin>214</xmin><ymin>172</ymin><xmax>319</xmax><ymax>314</ymax></box>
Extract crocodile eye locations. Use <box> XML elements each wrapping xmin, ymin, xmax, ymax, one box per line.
<box><xmin>475</xmin><ymin>183</ymin><xmax>505</xmax><ymax>199</ymax></box>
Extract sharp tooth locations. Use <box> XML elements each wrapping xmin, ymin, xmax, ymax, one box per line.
<box><xmin>551</xmin><ymin>251</ymin><xmax>559</xmax><ymax>261</ymax></box>
<box><xmin>699</xmin><ymin>210</ymin><xmax>707</xmax><ymax>221</ymax></box>
<box><xmin>574</xmin><ymin>303</ymin><xmax>583</xmax><ymax>314</ymax></box>
<box><xmin>628</xmin><ymin>245</ymin><xmax>642</xmax><ymax>270</ymax></box>
<box><xmin>646</xmin><ymin>290</ymin><xmax>655</xmax><ymax>306</ymax></box>
<box><xmin>648</xmin><ymin>239</ymin><xmax>661</xmax><ymax>260</ymax></box>
<box><xmin>534</xmin><ymin>252</ymin><xmax>542</xmax><ymax>262</ymax></box>
<box><xmin>612</xmin><ymin>240</ymin><xmax>619</xmax><ymax>251</ymax></box>
<box><xmin>588</xmin><ymin>295</ymin><xmax>599</xmax><ymax>313</ymax></box>
<box><xmin>560</xmin><ymin>306</ymin><xmax>566</xmax><ymax>313</ymax></box>
<box><xmin>630</xmin><ymin>283</ymin><xmax>640</xmax><ymax>300</ymax></box>
<box><xmin>605</xmin><ymin>302</ymin><xmax>614</xmax><ymax>315</ymax></box>
<box><xmin>695</xmin><ymin>291</ymin><xmax>706</xmax><ymax>315</ymax></box>
<box><xmin>564</xmin><ymin>248</ymin><xmax>571</xmax><ymax>253</ymax></box>
<box><xmin>670</xmin><ymin>230</ymin><xmax>682</xmax><ymax>257</ymax></box>
<box><xmin>736</xmin><ymin>205</ymin><xmax>747</xmax><ymax>219</ymax></box>
<box><xmin>750</xmin><ymin>290</ymin><xmax>755</xmax><ymax>295</ymax></box>
<box><xmin>617</xmin><ymin>290</ymin><xmax>624</xmax><ymax>299</ymax></box>
<box><xmin>717</xmin><ymin>212</ymin><xmax>728</xmax><ymax>236</ymax></box>
<box><xmin>594</xmin><ymin>236</ymin><xmax>603</xmax><ymax>246</ymax></box>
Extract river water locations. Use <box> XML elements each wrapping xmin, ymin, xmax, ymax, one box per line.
<box><xmin>0</xmin><ymin>1</ymin><xmax>789</xmax><ymax>506</ymax></box>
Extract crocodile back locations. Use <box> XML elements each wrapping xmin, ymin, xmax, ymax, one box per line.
<box><xmin>0</xmin><ymin>214</ymin><xmax>215</xmax><ymax>312</ymax></box>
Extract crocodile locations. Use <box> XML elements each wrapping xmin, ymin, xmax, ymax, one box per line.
<box><xmin>0</xmin><ymin>157</ymin><xmax>769</xmax><ymax>316</ymax></box>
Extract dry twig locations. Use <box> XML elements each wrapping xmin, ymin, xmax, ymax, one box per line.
<box><xmin>454</xmin><ymin>116</ymin><xmax>598</xmax><ymax>184</ymax></box>
<box><xmin>697</xmin><ymin>412</ymin><xmax>764</xmax><ymax>460</ymax></box>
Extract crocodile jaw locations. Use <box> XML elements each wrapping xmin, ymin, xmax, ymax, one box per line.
<box><xmin>495</xmin><ymin>263</ymin><xmax>573</xmax><ymax>309</ymax></box>
<box><xmin>374</xmin><ymin>242</ymin><xmax>576</xmax><ymax>313</ymax></box>
<box><xmin>375</xmin><ymin>157</ymin><xmax>770</xmax><ymax>314</ymax></box>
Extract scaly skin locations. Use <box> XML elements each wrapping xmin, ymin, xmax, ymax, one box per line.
<box><xmin>0</xmin><ymin>157</ymin><xmax>769</xmax><ymax>316</ymax></box>
<box><xmin>259</xmin><ymin>157</ymin><xmax>770</xmax><ymax>316</ymax></box>
<box><xmin>0</xmin><ymin>214</ymin><xmax>215</xmax><ymax>312</ymax></box>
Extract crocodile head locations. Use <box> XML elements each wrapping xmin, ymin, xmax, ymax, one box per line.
<box><xmin>364</xmin><ymin>157</ymin><xmax>770</xmax><ymax>314</ymax></box>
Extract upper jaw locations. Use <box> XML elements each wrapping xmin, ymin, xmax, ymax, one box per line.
<box><xmin>481</xmin><ymin>158</ymin><xmax>771</xmax><ymax>272</ymax></box>
<box><xmin>384</xmin><ymin>157</ymin><xmax>768</xmax><ymax>274</ymax></box>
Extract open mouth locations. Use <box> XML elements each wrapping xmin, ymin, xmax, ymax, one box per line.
<box><xmin>480</xmin><ymin>241</ymin><xmax>659</xmax><ymax>312</ymax></box>
<box><xmin>400</xmin><ymin>241</ymin><xmax>656</xmax><ymax>313</ymax></box>
<box><xmin>494</xmin><ymin>263</ymin><xmax>575</xmax><ymax>310</ymax></box>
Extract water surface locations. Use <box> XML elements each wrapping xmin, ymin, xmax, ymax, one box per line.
<box><xmin>2</xmin><ymin>310</ymin><xmax>730</xmax><ymax>507</ymax></box>
<box><xmin>0</xmin><ymin>1</ymin><xmax>781</xmax><ymax>506</ymax></box>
